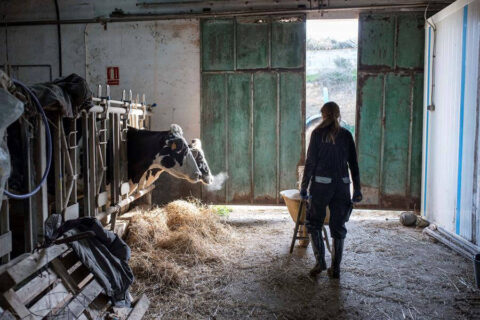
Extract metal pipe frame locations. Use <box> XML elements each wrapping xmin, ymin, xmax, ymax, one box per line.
<box><xmin>88</xmin><ymin>113</ymin><xmax>97</xmax><ymax>217</ymax></box>
<box><xmin>92</xmin><ymin>97</ymin><xmax>147</xmax><ymax>109</ymax></box>
<box><xmin>22</xmin><ymin>120</ymin><xmax>34</xmax><ymax>252</ymax></box>
<box><xmin>90</xmin><ymin>90</ymin><xmax>152</xmax><ymax>229</ymax></box>
<box><xmin>2</xmin><ymin>2</ymin><xmax>450</xmax><ymax>27</ymax></box>
<box><xmin>0</xmin><ymin>88</ymin><xmax>153</xmax><ymax>264</ymax></box>
<box><xmin>423</xmin><ymin>227</ymin><xmax>474</xmax><ymax>261</ymax></box>
<box><xmin>81</xmin><ymin>112</ymin><xmax>91</xmax><ymax>217</ymax></box>
<box><xmin>89</xmin><ymin>105</ymin><xmax>149</xmax><ymax>116</ymax></box>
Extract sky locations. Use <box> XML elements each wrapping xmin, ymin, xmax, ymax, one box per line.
<box><xmin>307</xmin><ymin>19</ymin><xmax>358</xmax><ymax>41</ymax></box>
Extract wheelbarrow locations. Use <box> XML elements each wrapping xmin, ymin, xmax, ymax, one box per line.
<box><xmin>280</xmin><ymin>189</ymin><xmax>331</xmax><ymax>254</ymax></box>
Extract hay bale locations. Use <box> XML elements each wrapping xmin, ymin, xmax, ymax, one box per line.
<box><xmin>164</xmin><ymin>200</ymin><xmax>230</xmax><ymax>242</ymax></box>
<box><xmin>127</xmin><ymin>208</ymin><xmax>169</xmax><ymax>251</ymax></box>
<box><xmin>126</xmin><ymin>200</ymin><xmax>234</xmax><ymax>291</ymax></box>
<box><xmin>129</xmin><ymin>251</ymin><xmax>184</xmax><ymax>287</ymax></box>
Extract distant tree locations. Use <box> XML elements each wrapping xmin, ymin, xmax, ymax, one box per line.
<box><xmin>334</xmin><ymin>57</ymin><xmax>353</xmax><ymax>69</ymax></box>
<box><xmin>306</xmin><ymin>38</ymin><xmax>357</xmax><ymax>50</ymax></box>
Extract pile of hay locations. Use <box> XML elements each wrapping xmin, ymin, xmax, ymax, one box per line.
<box><xmin>126</xmin><ymin>199</ymin><xmax>234</xmax><ymax>291</ymax></box>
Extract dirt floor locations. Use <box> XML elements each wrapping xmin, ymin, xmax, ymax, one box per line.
<box><xmin>131</xmin><ymin>206</ymin><xmax>480</xmax><ymax>320</ymax></box>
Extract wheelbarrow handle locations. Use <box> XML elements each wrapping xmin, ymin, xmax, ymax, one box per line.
<box><xmin>290</xmin><ymin>200</ymin><xmax>306</xmax><ymax>254</ymax></box>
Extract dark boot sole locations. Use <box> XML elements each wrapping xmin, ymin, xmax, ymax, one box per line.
<box><xmin>327</xmin><ymin>268</ymin><xmax>340</xmax><ymax>279</ymax></box>
<box><xmin>309</xmin><ymin>264</ymin><xmax>327</xmax><ymax>277</ymax></box>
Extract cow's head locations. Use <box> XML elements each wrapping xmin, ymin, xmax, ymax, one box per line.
<box><xmin>153</xmin><ymin>124</ymin><xmax>202</xmax><ymax>183</ymax></box>
<box><xmin>189</xmin><ymin>139</ymin><xmax>213</xmax><ymax>185</ymax></box>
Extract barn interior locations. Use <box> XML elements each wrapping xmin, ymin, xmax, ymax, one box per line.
<box><xmin>1</xmin><ymin>0</ymin><xmax>480</xmax><ymax>319</ymax></box>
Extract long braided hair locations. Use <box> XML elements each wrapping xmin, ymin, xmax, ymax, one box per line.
<box><xmin>318</xmin><ymin>101</ymin><xmax>341</xmax><ymax>143</ymax></box>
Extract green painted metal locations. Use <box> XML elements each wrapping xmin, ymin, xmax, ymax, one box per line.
<box><xmin>359</xmin><ymin>15</ymin><xmax>395</xmax><ymax>68</ymax></box>
<box><xmin>396</xmin><ymin>16</ymin><xmax>425</xmax><ymax>69</ymax></box>
<box><xmin>382</xmin><ymin>74</ymin><xmax>411</xmax><ymax>198</ymax></box>
<box><xmin>201</xmin><ymin>19</ymin><xmax>234</xmax><ymax>71</ymax></box>
<box><xmin>227</xmin><ymin>74</ymin><xmax>252</xmax><ymax>203</ymax></box>
<box><xmin>201</xmin><ymin>74</ymin><xmax>227</xmax><ymax>202</ymax></box>
<box><xmin>253</xmin><ymin>73</ymin><xmax>277</xmax><ymax>203</ymax></box>
<box><xmin>356</xmin><ymin>75</ymin><xmax>383</xmax><ymax>204</ymax></box>
<box><xmin>271</xmin><ymin>18</ymin><xmax>305</xmax><ymax>68</ymax></box>
<box><xmin>357</xmin><ymin>13</ymin><xmax>424</xmax><ymax>210</ymax></box>
<box><xmin>279</xmin><ymin>72</ymin><xmax>304</xmax><ymax>192</ymax></box>
<box><xmin>201</xmin><ymin>16</ymin><xmax>305</xmax><ymax>204</ymax></box>
<box><xmin>236</xmin><ymin>18</ymin><xmax>269</xmax><ymax>69</ymax></box>
<box><xmin>410</xmin><ymin>73</ymin><xmax>424</xmax><ymax>200</ymax></box>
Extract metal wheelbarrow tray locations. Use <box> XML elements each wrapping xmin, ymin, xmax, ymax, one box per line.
<box><xmin>280</xmin><ymin>189</ymin><xmax>331</xmax><ymax>253</ymax></box>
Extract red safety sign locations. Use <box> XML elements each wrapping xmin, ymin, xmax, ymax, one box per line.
<box><xmin>107</xmin><ymin>67</ymin><xmax>119</xmax><ymax>85</ymax></box>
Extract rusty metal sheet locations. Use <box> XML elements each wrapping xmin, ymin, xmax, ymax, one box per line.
<box><xmin>201</xmin><ymin>19</ymin><xmax>234</xmax><ymax>71</ymax></box>
<box><xmin>236</xmin><ymin>17</ymin><xmax>269</xmax><ymax>69</ymax></box>
<box><xmin>356</xmin><ymin>13</ymin><xmax>425</xmax><ymax>210</ymax></box>
<box><xmin>410</xmin><ymin>73</ymin><xmax>423</xmax><ymax>208</ymax></box>
<box><xmin>396</xmin><ymin>15</ymin><xmax>425</xmax><ymax>69</ymax></box>
<box><xmin>359</xmin><ymin>15</ymin><xmax>395</xmax><ymax>69</ymax></box>
<box><xmin>227</xmin><ymin>73</ymin><xmax>252</xmax><ymax>203</ymax></box>
<box><xmin>279</xmin><ymin>72</ymin><xmax>304</xmax><ymax>192</ymax></box>
<box><xmin>271</xmin><ymin>16</ymin><xmax>305</xmax><ymax>68</ymax></box>
<box><xmin>382</xmin><ymin>74</ymin><xmax>411</xmax><ymax>199</ymax></box>
<box><xmin>200</xmin><ymin>17</ymin><xmax>305</xmax><ymax>204</ymax></box>
<box><xmin>253</xmin><ymin>72</ymin><xmax>277</xmax><ymax>203</ymax></box>
<box><xmin>356</xmin><ymin>74</ymin><xmax>384</xmax><ymax>206</ymax></box>
<box><xmin>201</xmin><ymin>74</ymin><xmax>227</xmax><ymax>203</ymax></box>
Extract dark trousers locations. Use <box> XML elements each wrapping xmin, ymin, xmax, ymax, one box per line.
<box><xmin>306</xmin><ymin>179</ymin><xmax>352</xmax><ymax>239</ymax></box>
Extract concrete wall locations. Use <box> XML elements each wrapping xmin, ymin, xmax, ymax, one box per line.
<box><xmin>1</xmin><ymin>20</ymin><xmax>201</xmax><ymax>137</ymax></box>
<box><xmin>84</xmin><ymin>20</ymin><xmax>201</xmax><ymax>138</ymax></box>
<box><xmin>0</xmin><ymin>19</ymin><xmax>203</xmax><ymax>204</ymax></box>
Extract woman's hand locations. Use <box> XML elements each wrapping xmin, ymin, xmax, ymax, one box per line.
<box><xmin>300</xmin><ymin>189</ymin><xmax>309</xmax><ymax>201</ymax></box>
<box><xmin>352</xmin><ymin>189</ymin><xmax>363</xmax><ymax>203</ymax></box>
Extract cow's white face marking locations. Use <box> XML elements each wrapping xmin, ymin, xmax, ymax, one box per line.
<box><xmin>153</xmin><ymin>124</ymin><xmax>202</xmax><ymax>182</ymax></box>
<box><xmin>190</xmin><ymin>138</ymin><xmax>213</xmax><ymax>185</ymax></box>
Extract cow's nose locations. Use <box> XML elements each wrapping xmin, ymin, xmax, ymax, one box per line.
<box><xmin>207</xmin><ymin>175</ymin><xmax>214</xmax><ymax>184</ymax></box>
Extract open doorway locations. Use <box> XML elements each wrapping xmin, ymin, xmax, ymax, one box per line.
<box><xmin>306</xmin><ymin>19</ymin><xmax>358</xmax><ymax>149</ymax></box>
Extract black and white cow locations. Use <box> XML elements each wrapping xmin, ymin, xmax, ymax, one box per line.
<box><xmin>127</xmin><ymin>124</ymin><xmax>203</xmax><ymax>184</ymax></box>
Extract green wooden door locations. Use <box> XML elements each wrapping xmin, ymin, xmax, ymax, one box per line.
<box><xmin>356</xmin><ymin>13</ymin><xmax>424</xmax><ymax>210</ymax></box>
<box><xmin>201</xmin><ymin>17</ymin><xmax>305</xmax><ymax>204</ymax></box>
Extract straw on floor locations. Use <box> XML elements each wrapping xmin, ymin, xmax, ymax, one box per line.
<box><xmin>126</xmin><ymin>199</ymin><xmax>235</xmax><ymax>291</ymax></box>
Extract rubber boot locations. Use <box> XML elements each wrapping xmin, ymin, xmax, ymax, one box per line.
<box><xmin>309</xmin><ymin>230</ymin><xmax>327</xmax><ymax>277</ymax></box>
<box><xmin>328</xmin><ymin>238</ymin><xmax>344</xmax><ymax>279</ymax></box>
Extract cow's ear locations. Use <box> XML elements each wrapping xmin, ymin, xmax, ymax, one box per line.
<box><xmin>171</xmin><ymin>142</ymin><xmax>177</xmax><ymax>150</ymax></box>
<box><xmin>170</xmin><ymin>124</ymin><xmax>183</xmax><ymax>136</ymax></box>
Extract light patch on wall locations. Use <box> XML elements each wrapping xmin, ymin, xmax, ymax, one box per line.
<box><xmin>84</xmin><ymin>19</ymin><xmax>201</xmax><ymax>139</ymax></box>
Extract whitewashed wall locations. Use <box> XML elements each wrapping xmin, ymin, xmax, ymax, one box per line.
<box><xmin>0</xmin><ymin>18</ymin><xmax>202</xmax><ymax>203</ymax></box>
<box><xmin>83</xmin><ymin>20</ymin><xmax>201</xmax><ymax>138</ymax></box>
<box><xmin>422</xmin><ymin>0</ymin><xmax>480</xmax><ymax>243</ymax></box>
<box><xmin>0</xmin><ymin>20</ymin><xmax>201</xmax><ymax>138</ymax></box>
<box><xmin>82</xmin><ymin>20</ymin><xmax>203</xmax><ymax>203</ymax></box>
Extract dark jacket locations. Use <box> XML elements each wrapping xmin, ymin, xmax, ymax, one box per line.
<box><xmin>301</xmin><ymin>126</ymin><xmax>360</xmax><ymax>191</ymax></box>
<box><xmin>47</xmin><ymin>216</ymin><xmax>134</xmax><ymax>307</ymax></box>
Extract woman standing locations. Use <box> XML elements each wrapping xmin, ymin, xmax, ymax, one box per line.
<box><xmin>300</xmin><ymin>101</ymin><xmax>362</xmax><ymax>279</ymax></box>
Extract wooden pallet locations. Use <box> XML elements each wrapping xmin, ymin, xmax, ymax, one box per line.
<box><xmin>0</xmin><ymin>244</ymin><xmax>149</xmax><ymax>319</ymax></box>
